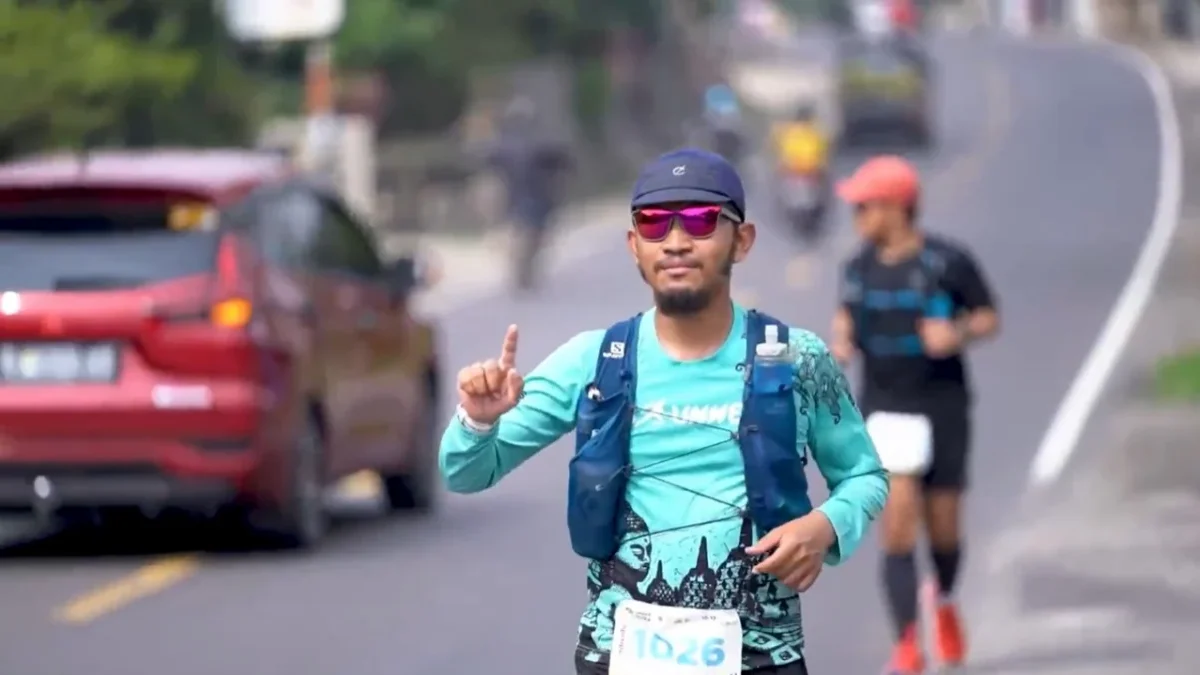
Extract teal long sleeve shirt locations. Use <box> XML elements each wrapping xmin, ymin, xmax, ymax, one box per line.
<box><xmin>438</xmin><ymin>308</ymin><xmax>887</xmax><ymax>668</ymax></box>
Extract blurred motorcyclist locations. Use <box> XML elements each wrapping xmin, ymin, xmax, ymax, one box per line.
<box><xmin>772</xmin><ymin>103</ymin><xmax>832</xmax><ymax>241</ymax></box>
<box><xmin>701</xmin><ymin>83</ymin><xmax>748</xmax><ymax>166</ymax></box>
<box><xmin>485</xmin><ymin>97</ymin><xmax>573</xmax><ymax>292</ymax></box>
<box><xmin>773</xmin><ymin>103</ymin><xmax>829</xmax><ymax>174</ymax></box>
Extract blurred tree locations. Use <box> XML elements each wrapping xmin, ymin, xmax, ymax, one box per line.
<box><xmin>0</xmin><ymin>0</ymin><xmax>196</xmax><ymax>157</ymax></box>
<box><xmin>334</xmin><ymin>0</ymin><xmax>461</xmax><ymax>133</ymax></box>
<box><xmin>0</xmin><ymin>0</ymin><xmax>693</xmax><ymax>159</ymax></box>
<box><xmin>336</xmin><ymin>0</ymin><xmax>449</xmax><ymax>70</ymax></box>
<box><xmin>332</xmin><ymin>0</ymin><xmax>658</xmax><ymax>135</ymax></box>
<box><xmin>0</xmin><ymin>0</ymin><xmax>267</xmax><ymax>158</ymax></box>
<box><xmin>105</xmin><ymin>0</ymin><xmax>263</xmax><ymax>147</ymax></box>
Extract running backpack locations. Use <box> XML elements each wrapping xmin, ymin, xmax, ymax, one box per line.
<box><xmin>567</xmin><ymin>310</ymin><xmax>814</xmax><ymax>561</ymax></box>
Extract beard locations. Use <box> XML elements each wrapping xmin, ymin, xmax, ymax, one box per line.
<box><xmin>642</xmin><ymin>246</ymin><xmax>736</xmax><ymax>317</ymax></box>
<box><xmin>654</xmin><ymin>286</ymin><xmax>717</xmax><ymax>316</ymax></box>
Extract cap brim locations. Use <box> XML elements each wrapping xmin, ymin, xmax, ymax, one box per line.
<box><xmin>631</xmin><ymin>187</ymin><xmax>731</xmax><ymax>209</ymax></box>
<box><xmin>836</xmin><ymin>179</ymin><xmax>871</xmax><ymax>204</ymax></box>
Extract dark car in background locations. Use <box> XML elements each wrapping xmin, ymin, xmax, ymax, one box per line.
<box><xmin>838</xmin><ymin>34</ymin><xmax>934</xmax><ymax>147</ymax></box>
<box><xmin>0</xmin><ymin>149</ymin><xmax>441</xmax><ymax>550</ymax></box>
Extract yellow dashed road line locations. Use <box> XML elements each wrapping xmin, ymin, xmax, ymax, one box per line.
<box><xmin>53</xmin><ymin>554</ymin><xmax>200</xmax><ymax>625</ymax></box>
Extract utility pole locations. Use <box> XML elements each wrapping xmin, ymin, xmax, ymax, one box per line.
<box><xmin>302</xmin><ymin>39</ymin><xmax>339</xmax><ymax>176</ymax></box>
<box><xmin>305</xmin><ymin>40</ymin><xmax>335</xmax><ymax>117</ymax></box>
<box><xmin>215</xmin><ymin>0</ymin><xmax>346</xmax><ymax>171</ymax></box>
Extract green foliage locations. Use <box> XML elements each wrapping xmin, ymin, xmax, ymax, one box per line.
<box><xmin>0</xmin><ymin>0</ymin><xmax>676</xmax><ymax>155</ymax></box>
<box><xmin>0</xmin><ymin>0</ymin><xmax>265</xmax><ymax>157</ymax></box>
<box><xmin>1153</xmin><ymin>348</ymin><xmax>1200</xmax><ymax>402</ymax></box>
<box><xmin>334</xmin><ymin>0</ymin><xmax>664</xmax><ymax>135</ymax></box>
<box><xmin>0</xmin><ymin>0</ymin><xmax>196</xmax><ymax>155</ymax></box>
<box><xmin>335</xmin><ymin>0</ymin><xmax>449</xmax><ymax>69</ymax></box>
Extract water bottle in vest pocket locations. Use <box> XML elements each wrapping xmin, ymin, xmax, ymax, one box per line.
<box><xmin>738</xmin><ymin>316</ymin><xmax>813</xmax><ymax>535</ymax></box>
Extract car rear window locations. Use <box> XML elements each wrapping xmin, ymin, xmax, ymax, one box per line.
<box><xmin>845</xmin><ymin>45</ymin><xmax>903</xmax><ymax>70</ymax></box>
<box><xmin>0</xmin><ymin>204</ymin><xmax>221</xmax><ymax>291</ymax></box>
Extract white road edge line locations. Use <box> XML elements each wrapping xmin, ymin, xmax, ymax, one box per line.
<box><xmin>1028</xmin><ymin>45</ymin><xmax>1184</xmax><ymax>486</ymax></box>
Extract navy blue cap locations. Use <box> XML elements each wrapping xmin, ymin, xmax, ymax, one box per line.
<box><xmin>630</xmin><ymin>148</ymin><xmax>746</xmax><ymax>220</ymax></box>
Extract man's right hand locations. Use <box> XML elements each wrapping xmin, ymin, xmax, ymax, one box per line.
<box><xmin>456</xmin><ymin>324</ymin><xmax>525</xmax><ymax>426</ymax></box>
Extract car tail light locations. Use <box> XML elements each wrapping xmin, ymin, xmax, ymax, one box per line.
<box><xmin>208</xmin><ymin>236</ymin><xmax>254</xmax><ymax>329</ymax></box>
<box><xmin>210</xmin><ymin>297</ymin><xmax>252</xmax><ymax>328</ymax></box>
<box><xmin>137</xmin><ymin>233</ymin><xmax>260</xmax><ymax>377</ymax></box>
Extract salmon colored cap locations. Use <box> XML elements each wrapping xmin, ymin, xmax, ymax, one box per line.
<box><xmin>836</xmin><ymin>155</ymin><xmax>921</xmax><ymax>206</ymax></box>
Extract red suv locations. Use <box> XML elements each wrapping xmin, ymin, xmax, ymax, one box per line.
<box><xmin>0</xmin><ymin>149</ymin><xmax>441</xmax><ymax>549</ymax></box>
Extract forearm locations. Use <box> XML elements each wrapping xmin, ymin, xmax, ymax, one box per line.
<box><xmin>794</xmin><ymin>332</ymin><xmax>888</xmax><ymax>564</ymax></box>
<box><xmin>439</xmin><ymin>330</ymin><xmax>598</xmax><ymax>494</ymax></box>
<box><xmin>817</xmin><ymin>467</ymin><xmax>889</xmax><ymax>564</ymax></box>
<box><xmin>831</xmin><ymin>309</ymin><xmax>857</xmax><ymax>364</ymax></box>
<box><xmin>959</xmin><ymin>308</ymin><xmax>999</xmax><ymax>344</ymax></box>
<box><xmin>438</xmin><ymin>402</ymin><xmax>571</xmax><ymax>493</ymax></box>
<box><xmin>832</xmin><ymin>308</ymin><xmax>854</xmax><ymax>344</ymax></box>
<box><xmin>438</xmin><ymin>419</ymin><xmax>507</xmax><ymax>494</ymax></box>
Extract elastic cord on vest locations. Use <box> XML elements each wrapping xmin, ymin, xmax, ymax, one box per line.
<box><xmin>566</xmin><ymin>310</ymin><xmax>814</xmax><ymax>561</ymax></box>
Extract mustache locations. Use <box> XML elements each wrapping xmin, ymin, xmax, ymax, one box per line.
<box><xmin>654</xmin><ymin>258</ymin><xmax>701</xmax><ymax>271</ymax></box>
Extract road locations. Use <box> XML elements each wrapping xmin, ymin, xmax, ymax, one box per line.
<box><xmin>967</xmin><ymin>43</ymin><xmax>1198</xmax><ymax>674</ymax></box>
<box><xmin>0</xmin><ymin>33</ymin><xmax>1166</xmax><ymax>675</ymax></box>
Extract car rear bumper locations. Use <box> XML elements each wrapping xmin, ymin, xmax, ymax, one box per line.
<box><xmin>0</xmin><ymin>438</ymin><xmax>258</xmax><ymax>513</ymax></box>
<box><xmin>843</xmin><ymin>99</ymin><xmax>927</xmax><ymax>128</ymax></box>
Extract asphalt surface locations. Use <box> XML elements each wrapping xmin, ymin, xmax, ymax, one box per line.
<box><xmin>967</xmin><ymin>45</ymin><xmax>1200</xmax><ymax>674</ymax></box>
<box><xmin>0</xmin><ymin>33</ymin><xmax>1166</xmax><ymax>675</ymax></box>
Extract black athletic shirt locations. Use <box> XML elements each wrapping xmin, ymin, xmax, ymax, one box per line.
<box><xmin>839</xmin><ymin>234</ymin><xmax>995</xmax><ymax>413</ymax></box>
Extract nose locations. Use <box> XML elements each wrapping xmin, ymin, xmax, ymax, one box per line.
<box><xmin>661</xmin><ymin>219</ymin><xmax>694</xmax><ymax>254</ymax></box>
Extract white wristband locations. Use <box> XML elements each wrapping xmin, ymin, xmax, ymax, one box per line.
<box><xmin>455</xmin><ymin>405</ymin><xmax>496</xmax><ymax>434</ymax></box>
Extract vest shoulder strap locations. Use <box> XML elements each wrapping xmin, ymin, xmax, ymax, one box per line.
<box><xmin>590</xmin><ymin>314</ymin><xmax>641</xmax><ymax>403</ymax></box>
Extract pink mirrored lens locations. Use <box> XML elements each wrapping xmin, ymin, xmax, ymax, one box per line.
<box><xmin>633</xmin><ymin>209</ymin><xmax>674</xmax><ymax>240</ymax></box>
<box><xmin>633</xmin><ymin>205</ymin><xmax>723</xmax><ymax>240</ymax></box>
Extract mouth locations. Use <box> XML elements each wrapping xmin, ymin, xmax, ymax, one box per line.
<box><xmin>657</xmin><ymin>260</ymin><xmax>700</xmax><ymax>275</ymax></box>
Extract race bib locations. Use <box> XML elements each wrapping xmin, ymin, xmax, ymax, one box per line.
<box><xmin>610</xmin><ymin>599</ymin><xmax>742</xmax><ymax>675</ymax></box>
<box><xmin>866</xmin><ymin>412</ymin><xmax>932</xmax><ymax>475</ymax></box>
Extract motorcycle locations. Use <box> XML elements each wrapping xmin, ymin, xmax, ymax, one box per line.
<box><xmin>776</xmin><ymin>170</ymin><xmax>831</xmax><ymax>243</ymax></box>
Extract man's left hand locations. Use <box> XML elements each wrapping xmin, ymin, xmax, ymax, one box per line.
<box><xmin>746</xmin><ymin>512</ymin><xmax>837</xmax><ymax>592</ymax></box>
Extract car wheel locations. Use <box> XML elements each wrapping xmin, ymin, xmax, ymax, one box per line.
<box><xmin>262</xmin><ymin>414</ymin><xmax>328</xmax><ymax>550</ymax></box>
<box><xmin>382</xmin><ymin>374</ymin><xmax>439</xmax><ymax>513</ymax></box>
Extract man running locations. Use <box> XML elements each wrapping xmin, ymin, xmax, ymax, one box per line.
<box><xmin>830</xmin><ymin>156</ymin><xmax>999</xmax><ymax>674</ymax></box>
<box><xmin>441</xmin><ymin>148</ymin><xmax>889</xmax><ymax>675</ymax></box>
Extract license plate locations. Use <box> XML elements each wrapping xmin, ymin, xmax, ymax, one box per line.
<box><xmin>0</xmin><ymin>342</ymin><xmax>118</xmax><ymax>383</ymax></box>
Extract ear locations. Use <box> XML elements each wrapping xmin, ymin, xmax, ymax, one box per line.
<box><xmin>626</xmin><ymin>227</ymin><xmax>638</xmax><ymax>260</ymax></box>
<box><xmin>732</xmin><ymin>222</ymin><xmax>756</xmax><ymax>263</ymax></box>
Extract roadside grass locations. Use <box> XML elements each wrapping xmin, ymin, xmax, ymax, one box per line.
<box><xmin>1152</xmin><ymin>347</ymin><xmax>1200</xmax><ymax>402</ymax></box>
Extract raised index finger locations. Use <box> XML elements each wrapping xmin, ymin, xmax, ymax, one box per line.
<box><xmin>498</xmin><ymin>324</ymin><xmax>519</xmax><ymax>370</ymax></box>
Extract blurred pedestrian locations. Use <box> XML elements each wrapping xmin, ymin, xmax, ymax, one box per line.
<box><xmin>484</xmin><ymin>96</ymin><xmax>573</xmax><ymax>292</ymax></box>
<box><xmin>831</xmin><ymin>155</ymin><xmax>1000</xmax><ymax>675</ymax></box>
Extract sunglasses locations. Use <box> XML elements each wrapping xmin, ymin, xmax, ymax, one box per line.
<box><xmin>632</xmin><ymin>204</ymin><xmax>742</xmax><ymax>242</ymax></box>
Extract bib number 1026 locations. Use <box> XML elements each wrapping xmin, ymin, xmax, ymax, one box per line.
<box><xmin>632</xmin><ymin>630</ymin><xmax>726</xmax><ymax>667</ymax></box>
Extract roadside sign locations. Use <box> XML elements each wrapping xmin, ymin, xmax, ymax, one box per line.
<box><xmin>220</xmin><ymin>0</ymin><xmax>345</xmax><ymax>43</ymax></box>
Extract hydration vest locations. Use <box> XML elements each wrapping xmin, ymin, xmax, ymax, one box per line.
<box><xmin>567</xmin><ymin>310</ymin><xmax>814</xmax><ymax>561</ymax></box>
